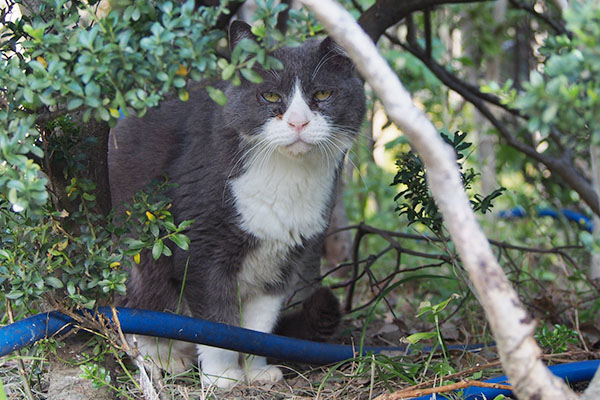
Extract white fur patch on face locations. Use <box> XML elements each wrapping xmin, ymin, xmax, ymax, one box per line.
<box><xmin>257</xmin><ymin>80</ymin><xmax>353</xmax><ymax>158</ymax></box>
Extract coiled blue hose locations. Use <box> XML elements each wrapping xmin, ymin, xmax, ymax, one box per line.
<box><xmin>499</xmin><ymin>207</ymin><xmax>593</xmax><ymax>231</ymax></box>
<box><xmin>0</xmin><ymin>307</ymin><xmax>597</xmax><ymax>399</ymax></box>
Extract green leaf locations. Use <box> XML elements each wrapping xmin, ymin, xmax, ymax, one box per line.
<box><xmin>178</xmin><ymin>220</ymin><xmax>194</xmax><ymax>229</ymax></box>
<box><xmin>97</xmin><ymin>107</ymin><xmax>110</xmax><ymax>121</ymax></box>
<box><xmin>431</xmin><ymin>293</ymin><xmax>459</xmax><ymax>313</ymax></box>
<box><xmin>152</xmin><ymin>239</ymin><xmax>164</xmax><ymax>260</ymax></box>
<box><xmin>222</xmin><ymin>64</ymin><xmax>236</xmax><ymax>80</ymax></box>
<box><xmin>405</xmin><ymin>331</ymin><xmax>437</xmax><ymax>344</ymax></box>
<box><xmin>241</xmin><ymin>68</ymin><xmax>264</xmax><ymax>84</ymax></box>
<box><xmin>67</xmin><ymin>98</ymin><xmax>84</xmax><ymax>110</ymax></box>
<box><xmin>5</xmin><ymin>291</ymin><xmax>24</xmax><ymax>300</ymax></box>
<box><xmin>178</xmin><ymin>89</ymin><xmax>189</xmax><ymax>102</ymax></box>
<box><xmin>542</xmin><ymin>103</ymin><xmax>558</xmax><ymax>123</ymax></box>
<box><xmin>85</xmin><ymin>81</ymin><xmax>101</xmax><ymax>98</ymax></box>
<box><xmin>170</xmin><ymin>234</ymin><xmax>189</xmax><ymax>251</ymax></box>
<box><xmin>124</xmin><ymin>238</ymin><xmax>145</xmax><ymax>250</ymax></box>
<box><xmin>109</xmin><ymin>108</ymin><xmax>121</xmax><ymax>119</ymax></box>
<box><xmin>23</xmin><ymin>88</ymin><xmax>34</xmax><ymax>103</ymax></box>
<box><xmin>206</xmin><ymin>86</ymin><xmax>227</xmax><ymax>105</ymax></box>
<box><xmin>46</xmin><ymin>277</ymin><xmax>64</xmax><ymax>289</ymax></box>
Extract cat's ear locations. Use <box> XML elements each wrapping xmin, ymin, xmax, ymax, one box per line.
<box><xmin>318</xmin><ymin>37</ymin><xmax>354</xmax><ymax>70</ymax></box>
<box><xmin>229</xmin><ymin>20</ymin><xmax>256</xmax><ymax>51</ymax></box>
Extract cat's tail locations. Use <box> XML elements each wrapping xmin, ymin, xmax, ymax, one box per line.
<box><xmin>274</xmin><ymin>287</ymin><xmax>342</xmax><ymax>342</ymax></box>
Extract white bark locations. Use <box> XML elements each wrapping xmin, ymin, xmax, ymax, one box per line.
<box><xmin>587</xmin><ymin>138</ymin><xmax>600</xmax><ymax>398</ymax></box>
<box><xmin>299</xmin><ymin>1</ymin><xmax>581</xmax><ymax>398</ymax></box>
<box><xmin>582</xmin><ymin>365</ymin><xmax>600</xmax><ymax>400</ymax></box>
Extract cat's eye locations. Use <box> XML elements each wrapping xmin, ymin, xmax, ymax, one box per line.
<box><xmin>313</xmin><ymin>90</ymin><xmax>332</xmax><ymax>101</ymax></box>
<box><xmin>261</xmin><ymin>92</ymin><xmax>282</xmax><ymax>103</ymax></box>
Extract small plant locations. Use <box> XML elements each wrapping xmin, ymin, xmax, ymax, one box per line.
<box><xmin>0</xmin><ymin>177</ymin><xmax>191</xmax><ymax>310</ymax></box>
<box><xmin>535</xmin><ymin>324</ymin><xmax>579</xmax><ymax>354</ymax></box>
<box><xmin>116</xmin><ymin>179</ymin><xmax>193</xmax><ymax>262</ymax></box>
<box><xmin>406</xmin><ymin>294</ymin><xmax>461</xmax><ymax>378</ymax></box>
<box><xmin>391</xmin><ymin>131</ymin><xmax>505</xmax><ymax>234</ymax></box>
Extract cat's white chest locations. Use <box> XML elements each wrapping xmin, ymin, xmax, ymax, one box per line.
<box><xmin>230</xmin><ymin>151</ymin><xmax>337</xmax><ymax>292</ymax></box>
<box><xmin>230</xmin><ymin>152</ymin><xmax>335</xmax><ymax>245</ymax></box>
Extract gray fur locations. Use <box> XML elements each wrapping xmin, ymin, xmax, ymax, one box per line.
<box><xmin>108</xmin><ymin>22</ymin><xmax>365</xmax><ymax>358</ymax></box>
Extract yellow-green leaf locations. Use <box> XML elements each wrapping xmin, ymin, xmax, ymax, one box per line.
<box><xmin>109</xmin><ymin>108</ymin><xmax>121</xmax><ymax>119</ymax></box>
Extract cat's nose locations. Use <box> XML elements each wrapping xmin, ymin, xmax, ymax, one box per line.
<box><xmin>288</xmin><ymin>119</ymin><xmax>310</xmax><ymax>132</ymax></box>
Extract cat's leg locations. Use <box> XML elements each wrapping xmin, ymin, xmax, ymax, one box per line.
<box><xmin>197</xmin><ymin>345</ymin><xmax>244</xmax><ymax>388</ymax></box>
<box><xmin>241</xmin><ymin>293</ymin><xmax>285</xmax><ymax>383</ymax></box>
<box><xmin>128</xmin><ymin>334</ymin><xmax>196</xmax><ymax>375</ymax></box>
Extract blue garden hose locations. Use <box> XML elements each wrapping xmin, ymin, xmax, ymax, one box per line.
<box><xmin>0</xmin><ymin>307</ymin><xmax>403</xmax><ymax>364</ymax></box>
<box><xmin>411</xmin><ymin>359</ymin><xmax>600</xmax><ymax>400</ymax></box>
<box><xmin>499</xmin><ymin>207</ymin><xmax>593</xmax><ymax>231</ymax></box>
<box><xmin>0</xmin><ymin>307</ymin><xmax>597</xmax><ymax>399</ymax></box>
<box><xmin>0</xmin><ymin>307</ymin><xmax>487</xmax><ymax>363</ymax></box>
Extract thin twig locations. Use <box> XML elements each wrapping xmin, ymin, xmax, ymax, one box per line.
<box><xmin>345</xmin><ymin>227</ymin><xmax>365</xmax><ymax>312</ymax></box>
<box><xmin>507</xmin><ymin>0</ymin><xmax>566</xmax><ymax>34</ymax></box>
<box><xmin>375</xmin><ymin>378</ymin><xmax>512</xmax><ymax>400</ymax></box>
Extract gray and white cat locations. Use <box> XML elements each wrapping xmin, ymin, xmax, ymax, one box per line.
<box><xmin>108</xmin><ymin>21</ymin><xmax>365</xmax><ymax>388</ymax></box>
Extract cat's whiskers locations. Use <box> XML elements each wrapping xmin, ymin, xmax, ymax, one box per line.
<box><xmin>316</xmin><ymin>141</ymin><xmax>334</xmax><ymax>173</ymax></box>
<box><xmin>245</xmin><ymin>138</ymin><xmax>274</xmax><ymax>173</ymax></box>
<box><xmin>330</xmin><ymin>126</ymin><xmax>377</xmax><ymax>156</ymax></box>
<box><xmin>266</xmin><ymin>67</ymin><xmax>281</xmax><ymax>82</ymax></box>
<box><xmin>227</xmin><ymin>129</ymin><xmax>267</xmax><ymax>176</ymax></box>
<box><xmin>223</xmin><ymin>132</ymin><xmax>271</xmax><ymax>203</ymax></box>
<box><xmin>245</xmin><ymin>134</ymin><xmax>280</xmax><ymax>173</ymax></box>
<box><xmin>252</xmin><ymin>142</ymin><xmax>275</xmax><ymax>173</ymax></box>
<box><xmin>324</xmin><ymin>134</ymin><xmax>370</xmax><ymax>191</ymax></box>
<box><xmin>311</xmin><ymin>49</ymin><xmax>338</xmax><ymax>80</ymax></box>
<box><xmin>329</xmin><ymin>124</ymin><xmax>372</xmax><ymax>141</ymax></box>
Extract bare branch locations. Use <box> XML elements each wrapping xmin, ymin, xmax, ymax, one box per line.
<box><xmin>386</xmin><ymin>32</ymin><xmax>523</xmax><ymax>117</ymax></box>
<box><xmin>357</xmin><ymin>0</ymin><xmax>494</xmax><ymax>42</ymax></box>
<box><xmin>507</xmin><ymin>0</ymin><xmax>567</xmax><ymax>34</ymax></box>
<box><xmin>300</xmin><ymin>1</ymin><xmax>579</xmax><ymax>398</ymax></box>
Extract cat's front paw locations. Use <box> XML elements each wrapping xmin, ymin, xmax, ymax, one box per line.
<box><xmin>201</xmin><ymin>367</ymin><xmax>245</xmax><ymax>389</ymax></box>
<box><xmin>246</xmin><ymin>365</ymin><xmax>284</xmax><ymax>383</ymax></box>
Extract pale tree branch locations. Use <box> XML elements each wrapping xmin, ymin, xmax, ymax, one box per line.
<box><xmin>582</xmin><ymin>365</ymin><xmax>600</xmax><ymax>400</ymax></box>
<box><xmin>299</xmin><ymin>0</ymin><xmax>581</xmax><ymax>399</ymax></box>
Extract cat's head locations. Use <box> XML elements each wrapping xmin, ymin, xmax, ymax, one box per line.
<box><xmin>223</xmin><ymin>21</ymin><xmax>365</xmax><ymax>161</ymax></box>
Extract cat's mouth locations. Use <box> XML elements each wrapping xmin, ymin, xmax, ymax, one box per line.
<box><xmin>284</xmin><ymin>138</ymin><xmax>314</xmax><ymax>156</ymax></box>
